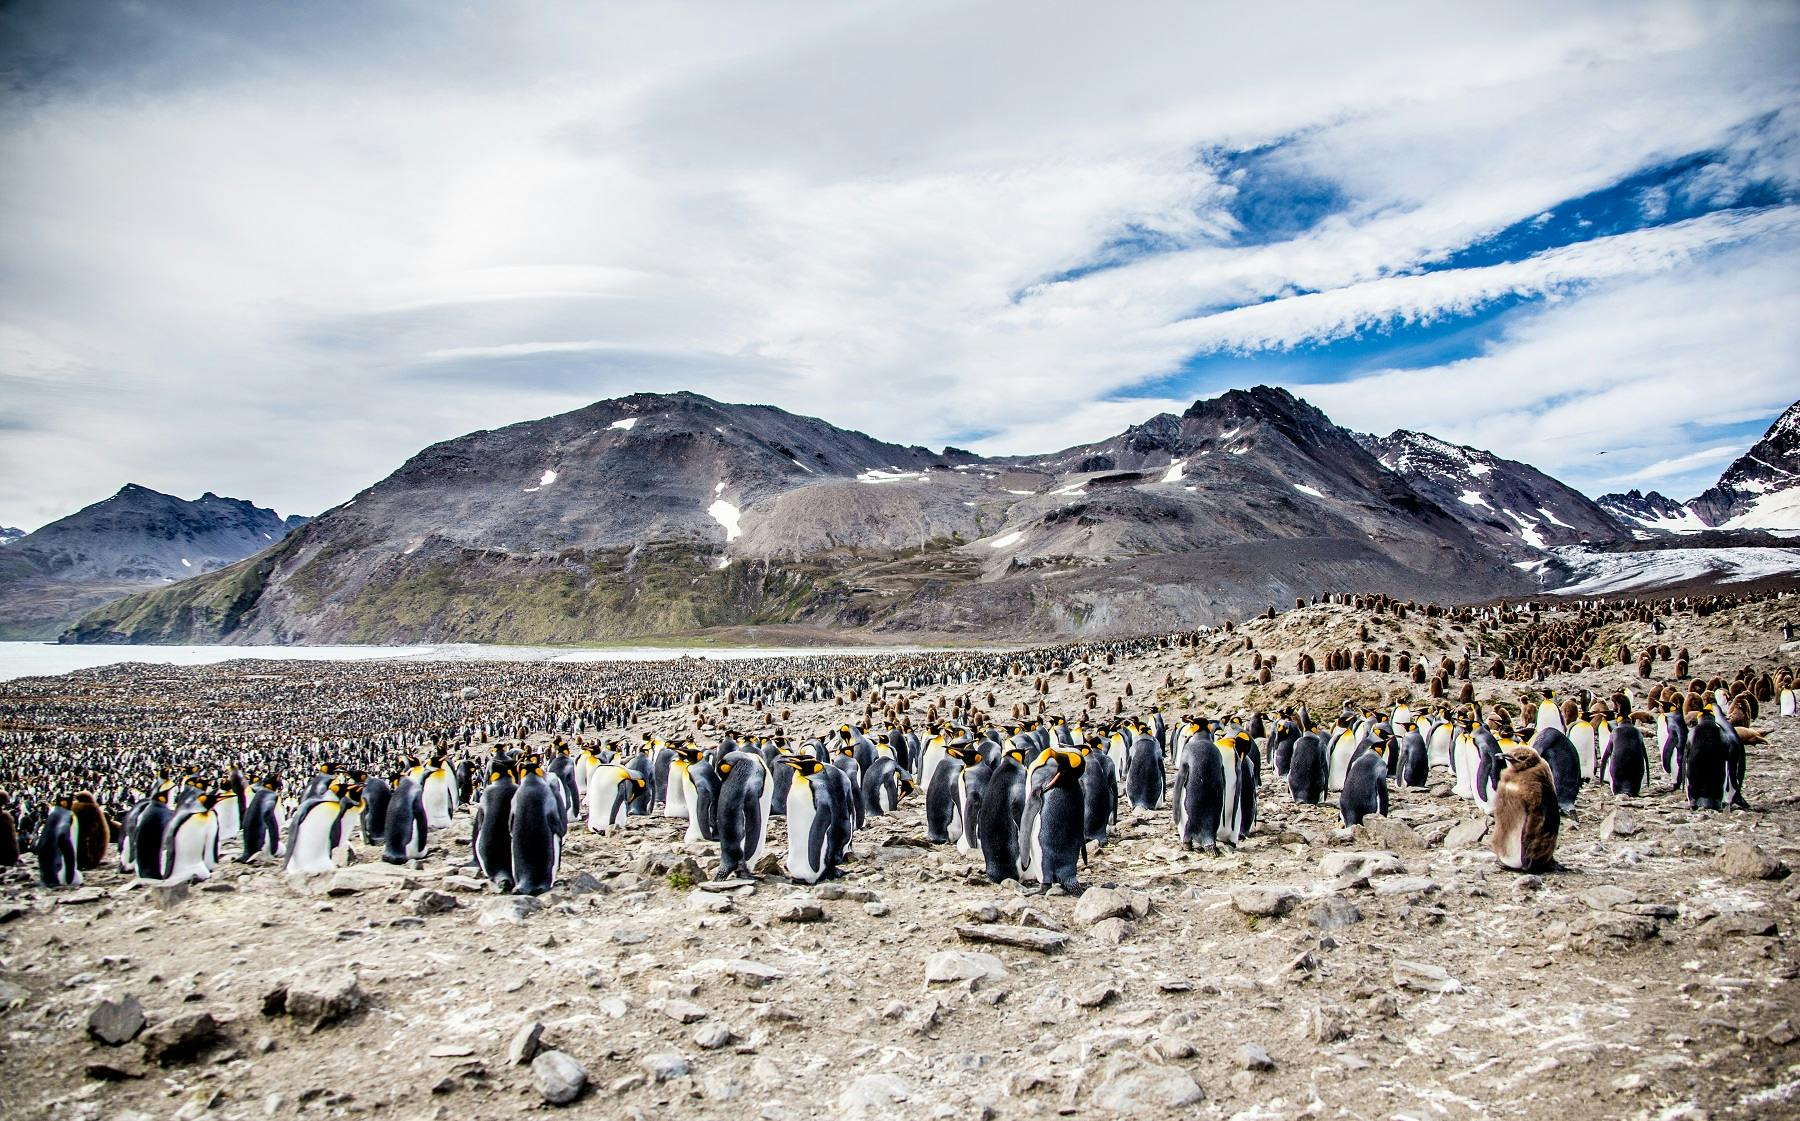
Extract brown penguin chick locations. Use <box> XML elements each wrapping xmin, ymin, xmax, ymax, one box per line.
<box><xmin>1491</xmin><ymin>746</ymin><xmax>1559</xmax><ymax>873</ymax></box>
<box><xmin>70</xmin><ymin>791</ymin><xmax>110</xmax><ymax>870</ymax></box>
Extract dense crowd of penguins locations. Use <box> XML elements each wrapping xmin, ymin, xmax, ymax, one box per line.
<box><xmin>4</xmin><ymin>592</ymin><xmax>1795</xmax><ymax>894</ymax></box>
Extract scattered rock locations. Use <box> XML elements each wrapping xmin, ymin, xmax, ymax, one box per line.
<box><xmin>410</xmin><ymin>889</ymin><xmax>457</xmax><ymax>915</ymax></box>
<box><xmin>1231</xmin><ymin>886</ymin><xmax>1301</xmax><ymax>917</ymax></box>
<box><xmin>689</xmin><ymin>958</ymin><xmax>785</xmax><ymax>989</ymax></box>
<box><xmin>87</xmin><ymin>994</ymin><xmax>146</xmax><ymax>1046</ymax></box>
<box><xmin>1238</xmin><ymin>1042</ymin><xmax>1275</xmax><ymax>1071</ymax></box>
<box><xmin>1714</xmin><ymin>841</ymin><xmax>1786</xmax><ymax>881</ymax></box>
<box><xmin>1090</xmin><ymin>1063</ymin><xmax>1205</xmax><ymax>1110</ymax></box>
<box><xmin>532</xmin><ymin>1049</ymin><xmax>587</xmax><ymax>1105</ymax></box>
<box><xmin>660</xmin><ymin>999</ymin><xmax>707</xmax><ymax>1024</ymax></box>
<box><xmin>1600</xmin><ymin>809</ymin><xmax>1640</xmax><ymax>840</ymax></box>
<box><xmin>693</xmin><ymin>1022</ymin><xmax>735</xmax><ymax>1050</ymax></box>
<box><xmin>1307</xmin><ymin>1005</ymin><xmax>1349</xmax><ymax>1043</ymax></box>
<box><xmin>1320</xmin><ymin>851</ymin><xmax>1404</xmax><ymax>881</ymax></box>
<box><xmin>839</xmin><ymin>1073</ymin><xmax>909</xmax><ymax>1117</ymax></box>
<box><xmin>1443</xmin><ymin>819</ymin><xmax>1489</xmax><ymax>849</ymax></box>
<box><xmin>1393</xmin><ymin>960</ymin><xmax>1461</xmax><ymax>993</ymax></box>
<box><xmin>1581</xmin><ymin>885</ymin><xmax>1638</xmax><ymax>911</ymax></box>
<box><xmin>276</xmin><ymin>967</ymin><xmax>365</xmax><ymax>1032</ymax></box>
<box><xmin>1307</xmin><ymin>897</ymin><xmax>1362</xmax><ymax>930</ymax></box>
<box><xmin>1074</xmin><ymin>886</ymin><xmax>1148</xmax><ymax>925</ymax></box>
<box><xmin>955</xmin><ymin>923</ymin><xmax>1068</xmax><ymax>953</ymax></box>
<box><xmin>1371</xmin><ymin>875</ymin><xmax>1440</xmax><ymax>898</ymax></box>
<box><xmin>1356</xmin><ymin>818</ymin><xmax>1426</xmax><ymax>851</ymax></box>
<box><xmin>1073</xmin><ymin>982</ymin><xmax>1119</xmax><ymax>1009</ymax></box>
<box><xmin>141</xmin><ymin>1011</ymin><xmax>224</xmax><ymax>1066</ymax></box>
<box><xmin>640</xmin><ymin>1052</ymin><xmax>691</xmax><ymax>1082</ymax></box>
<box><xmin>507</xmin><ymin>1020</ymin><xmax>544</xmax><ymax>1067</ymax></box>
<box><xmin>925</xmin><ymin>950</ymin><xmax>1007</xmax><ymax>984</ymax></box>
<box><xmin>479</xmin><ymin>896</ymin><xmax>542</xmax><ymax>925</ymax></box>
<box><xmin>776</xmin><ymin>899</ymin><xmax>826</xmax><ymax>923</ymax></box>
<box><xmin>1090</xmin><ymin>917</ymin><xmax>1135</xmax><ymax>945</ymax></box>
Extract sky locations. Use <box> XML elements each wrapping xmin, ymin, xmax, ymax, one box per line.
<box><xmin>2</xmin><ymin>0</ymin><xmax>1797</xmax><ymax>531</ymax></box>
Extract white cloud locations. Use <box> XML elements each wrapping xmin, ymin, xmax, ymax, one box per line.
<box><xmin>0</xmin><ymin>1</ymin><xmax>1796</xmax><ymax>527</ymax></box>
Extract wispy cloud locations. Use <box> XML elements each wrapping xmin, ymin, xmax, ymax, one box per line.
<box><xmin>0</xmin><ymin>1</ymin><xmax>1796</xmax><ymax>527</ymax></box>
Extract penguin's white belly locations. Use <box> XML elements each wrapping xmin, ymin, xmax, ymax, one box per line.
<box><xmin>1219</xmin><ymin>753</ymin><xmax>1241</xmax><ymax>844</ymax></box>
<box><xmin>166</xmin><ymin>814</ymin><xmax>217</xmax><ymax>883</ymax></box>
<box><xmin>664</xmin><ymin>766</ymin><xmax>691</xmax><ymax>819</ymax></box>
<box><xmin>289</xmin><ymin>806</ymin><xmax>341</xmax><ymax>873</ymax></box>
<box><xmin>1780</xmin><ymin>690</ymin><xmax>1796</xmax><ymax>717</ymax></box>
<box><xmin>1327</xmin><ymin>734</ymin><xmax>1353</xmax><ymax>792</ymax></box>
<box><xmin>1452</xmin><ymin>741</ymin><xmax>1477</xmax><ymax>799</ymax></box>
<box><xmin>1427</xmin><ymin>727</ymin><xmax>1452</xmax><ymax>770</ymax></box>
<box><xmin>421</xmin><ymin>775</ymin><xmax>453</xmax><ymax>829</ymax></box>
<box><xmin>1569</xmin><ymin>727</ymin><xmax>1596</xmax><ymax>778</ymax></box>
<box><xmin>786</xmin><ymin>784</ymin><xmax>820</xmax><ymax>882</ymax></box>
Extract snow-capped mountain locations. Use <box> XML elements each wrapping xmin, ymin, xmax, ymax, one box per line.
<box><xmin>1595</xmin><ymin>489</ymin><xmax>1707</xmax><ymax>535</ymax></box>
<box><xmin>1360</xmin><ymin>430</ymin><xmax>1625</xmax><ymax>558</ymax></box>
<box><xmin>0</xmin><ymin>526</ymin><xmax>24</xmax><ymax>546</ymax></box>
<box><xmin>1687</xmin><ymin>400</ymin><xmax>1800</xmax><ymax>530</ymax></box>
<box><xmin>1596</xmin><ymin>398</ymin><xmax>1800</xmax><ymax>534</ymax></box>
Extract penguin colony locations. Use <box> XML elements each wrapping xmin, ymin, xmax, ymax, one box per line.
<box><xmin>4</xmin><ymin>589</ymin><xmax>1792</xmax><ymax>897</ymax></box>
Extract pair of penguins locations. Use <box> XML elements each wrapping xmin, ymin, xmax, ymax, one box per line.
<box><xmin>85</xmin><ymin>774</ymin><xmax>246</xmax><ymax>887</ymax></box>
<box><xmin>31</xmin><ymin>791</ymin><xmax>113</xmax><ymax>887</ymax></box>
<box><xmin>278</xmin><ymin>753</ymin><xmax>461</xmax><ymax>875</ymax></box>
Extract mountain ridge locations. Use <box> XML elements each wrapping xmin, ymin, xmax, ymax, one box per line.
<box><xmin>65</xmin><ymin>386</ymin><xmax>1560</xmax><ymax>646</ymax></box>
<box><xmin>0</xmin><ymin>484</ymin><xmax>308</xmax><ymax>640</ymax></box>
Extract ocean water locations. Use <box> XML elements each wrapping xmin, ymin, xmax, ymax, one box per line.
<box><xmin>0</xmin><ymin>640</ymin><xmax>958</xmax><ymax>683</ymax></box>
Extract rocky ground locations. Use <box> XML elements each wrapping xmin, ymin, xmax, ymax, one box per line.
<box><xmin>3</xmin><ymin>601</ymin><xmax>1799</xmax><ymax>1121</ymax></box>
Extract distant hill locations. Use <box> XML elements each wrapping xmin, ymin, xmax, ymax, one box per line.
<box><xmin>0</xmin><ymin>485</ymin><xmax>306</xmax><ymax>639</ymax></box>
<box><xmin>67</xmin><ymin>388</ymin><xmax>1543</xmax><ymax>645</ymax></box>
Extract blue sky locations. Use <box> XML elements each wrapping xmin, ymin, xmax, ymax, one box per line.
<box><xmin>1</xmin><ymin>1</ymin><xmax>1797</xmax><ymax>527</ymax></box>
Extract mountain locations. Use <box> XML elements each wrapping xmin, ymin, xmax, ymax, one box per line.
<box><xmin>1360</xmin><ymin>430</ymin><xmax>1625</xmax><ymax>557</ymax></box>
<box><xmin>1595</xmin><ymin>489</ymin><xmax>1706</xmax><ymax>534</ymax></box>
<box><xmin>65</xmin><ymin>387</ymin><xmax>1541</xmax><ymax>646</ymax></box>
<box><xmin>0</xmin><ymin>526</ymin><xmax>24</xmax><ymax>546</ymax></box>
<box><xmin>0</xmin><ymin>485</ymin><xmax>307</xmax><ymax>640</ymax></box>
<box><xmin>1686</xmin><ymin>400</ymin><xmax>1800</xmax><ymax>530</ymax></box>
<box><xmin>1596</xmin><ymin>398</ymin><xmax>1800</xmax><ymax>533</ymax></box>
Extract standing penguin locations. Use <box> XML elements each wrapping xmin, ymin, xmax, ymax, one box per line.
<box><xmin>34</xmin><ymin>796</ymin><xmax>82</xmax><ymax>887</ymax></box>
<box><xmin>1396</xmin><ymin>722</ymin><xmax>1430</xmax><ymax>788</ymax></box>
<box><xmin>861</xmin><ymin>755</ymin><xmax>902</xmax><ymax>817</ymax></box>
<box><xmin>509</xmin><ymin>762</ymin><xmax>566</xmax><ymax>896</ymax></box>
<box><xmin>418</xmin><ymin>756</ymin><xmax>456</xmax><ymax>829</ymax></box>
<box><xmin>1124</xmin><ymin>732</ymin><xmax>1164</xmax><ymax>810</ymax></box>
<box><xmin>1174</xmin><ymin>731</ymin><xmax>1222</xmax><ymax>853</ymax></box>
<box><xmin>473</xmin><ymin>765</ymin><xmax>517</xmax><ymax>891</ymax></box>
<box><xmin>784</xmin><ymin>756</ymin><xmax>851</xmax><ymax>884</ymax></box>
<box><xmin>130</xmin><ymin>792</ymin><xmax>175</xmax><ymax>881</ymax></box>
<box><xmin>359</xmin><ymin>774</ymin><xmax>392</xmax><ymax>846</ymax></box>
<box><xmin>1078</xmin><ymin>739</ymin><xmax>1120</xmax><ymax>848</ymax></box>
<box><xmin>1020</xmin><ymin>751</ymin><xmax>1086</xmax><ymax>894</ymax></box>
<box><xmin>954</xmin><ymin>751</ymin><xmax>992</xmax><ymax>860</ymax></box>
<box><xmin>382</xmin><ymin>773</ymin><xmax>429</xmax><ymax>864</ymax></box>
<box><xmin>684</xmin><ymin>748</ymin><xmax>723</xmax><ymax>844</ymax></box>
<box><xmin>586</xmin><ymin>763</ymin><xmax>641</xmax><ymax>833</ymax></box>
<box><xmin>1657</xmin><ymin>707</ymin><xmax>1687</xmax><ymax>790</ymax></box>
<box><xmin>924</xmin><ymin>743</ymin><xmax>971</xmax><ymax>845</ymax></box>
<box><xmin>241</xmin><ymin>776</ymin><xmax>282</xmax><ymax>861</ymax></box>
<box><xmin>1599</xmin><ymin>721</ymin><xmax>1650</xmax><ymax>797</ymax></box>
<box><xmin>161</xmin><ymin>791</ymin><xmax>223</xmax><ymax>884</ymax></box>
<box><xmin>70</xmin><ymin>791</ymin><xmax>110</xmax><ymax>871</ymax></box>
<box><xmin>1287</xmin><ymin>733</ymin><xmax>1327</xmax><ymax>805</ymax></box>
<box><xmin>1491</xmin><ymin>746</ymin><xmax>1559</xmax><ymax>872</ymax></box>
<box><xmin>1529</xmin><ymin>728</ymin><xmax>1582</xmax><ymax>815</ymax></box>
<box><xmin>1338</xmin><ymin>742</ymin><xmax>1390</xmax><ymax>827</ymax></box>
<box><xmin>714</xmin><ymin>751</ymin><xmax>772</xmax><ymax>880</ymax></box>
<box><xmin>1685</xmin><ymin>712</ymin><xmax>1727</xmax><ymax>811</ymax></box>
<box><xmin>284</xmin><ymin>784</ymin><xmax>355</xmax><ymax>875</ymax></box>
<box><xmin>979</xmin><ymin>748</ymin><xmax>1030</xmax><ymax>883</ymax></box>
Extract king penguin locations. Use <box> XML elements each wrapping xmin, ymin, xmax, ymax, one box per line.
<box><xmin>509</xmin><ymin>761</ymin><xmax>566</xmax><ymax>896</ymax></box>
<box><xmin>715</xmin><ymin>750</ymin><xmax>772</xmax><ymax>880</ymax></box>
